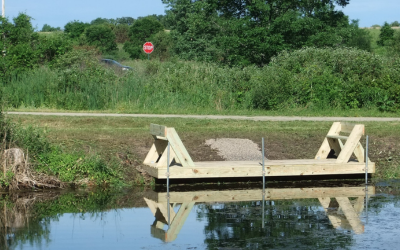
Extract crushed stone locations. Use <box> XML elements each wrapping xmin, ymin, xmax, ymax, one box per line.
<box><xmin>204</xmin><ymin>138</ymin><xmax>264</xmax><ymax>161</ymax></box>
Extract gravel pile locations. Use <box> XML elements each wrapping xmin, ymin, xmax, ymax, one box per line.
<box><xmin>205</xmin><ymin>138</ymin><xmax>263</xmax><ymax>161</ymax></box>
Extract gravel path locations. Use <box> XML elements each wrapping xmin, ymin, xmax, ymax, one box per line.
<box><xmin>205</xmin><ymin>138</ymin><xmax>263</xmax><ymax>161</ymax></box>
<box><xmin>5</xmin><ymin>111</ymin><xmax>400</xmax><ymax>122</ymax></box>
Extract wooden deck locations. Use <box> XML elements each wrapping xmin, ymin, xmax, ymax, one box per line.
<box><xmin>142</xmin><ymin>122</ymin><xmax>376</xmax><ymax>180</ymax></box>
<box><xmin>142</xmin><ymin>159</ymin><xmax>375</xmax><ymax>179</ymax></box>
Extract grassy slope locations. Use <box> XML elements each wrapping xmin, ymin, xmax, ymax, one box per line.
<box><xmin>9</xmin><ymin>115</ymin><xmax>400</xmax><ymax>180</ymax></box>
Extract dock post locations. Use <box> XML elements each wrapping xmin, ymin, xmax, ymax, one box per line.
<box><xmin>365</xmin><ymin>135</ymin><xmax>369</xmax><ymax>185</ymax></box>
<box><xmin>167</xmin><ymin>141</ymin><xmax>171</xmax><ymax>227</ymax></box>
<box><xmin>262</xmin><ymin>178</ymin><xmax>265</xmax><ymax>229</ymax></box>
<box><xmin>262</xmin><ymin>137</ymin><xmax>265</xmax><ymax>229</ymax></box>
<box><xmin>262</xmin><ymin>138</ymin><xmax>265</xmax><ymax>186</ymax></box>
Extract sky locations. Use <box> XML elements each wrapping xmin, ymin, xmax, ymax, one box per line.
<box><xmin>3</xmin><ymin>0</ymin><xmax>400</xmax><ymax>30</ymax></box>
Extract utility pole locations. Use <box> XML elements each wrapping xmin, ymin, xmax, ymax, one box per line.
<box><xmin>2</xmin><ymin>0</ymin><xmax>5</xmax><ymax>57</ymax></box>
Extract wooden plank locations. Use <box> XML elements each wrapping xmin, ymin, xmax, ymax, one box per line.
<box><xmin>151</xmin><ymin>163</ymin><xmax>375</xmax><ymax>179</ymax></box>
<box><xmin>166</xmin><ymin>202</ymin><xmax>195</xmax><ymax>242</ymax></box>
<box><xmin>353</xmin><ymin>142</ymin><xmax>365</xmax><ymax>163</ymax></box>
<box><xmin>141</xmin><ymin>159</ymin><xmax>376</xmax><ymax>179</ymax></box>
<box><xmin>319</xmin><ymin>197</ymin><xmax>341</xmax><ymax>228</ymax></box>
<box><xmin>166</xmin><ymin>128</ymin><xmax>195</xmax><ymax>167</ymax></box>
<box><xmin>353</xmin><ymin>196</ymin><xmax>364</xmax><ymax>214</ymax></box>
<box><xmin>154</xmin><ymin>139</ymin><xmax>168</xmax><ymax>154</ymax></box>
<box><xmin>326</xmin><ymin>135</ymin><xmax>349</xmax><ymax>140</ymax></box>
<box><xmin>141</xmin><ymin>164</ymin><xmax>159</xmax><ymax>178</ymax></box>
<box><xmin>157</xmin><ymin>203</ymin><xmax>176</xmax><ymax>223</ymax></box>
<box><xmin>148</xmin><ymin>186</ymin><xmax>374</xmax><ymax>203</ymax></box>
<box><xmin>151</xmin><ymin>224</ymin><xmax>167</xmax><ymax>241</ymax></box>
<box><xmin>340</xmin><ymin>122</ymin><xmax>357</xmax><ymax>134</ymax></box>
<box><xmin>156</xmin><ymin>146</ymin><xmax>178</xmax><ymax>168</ymax></box>
<box><xmin>150</xmin><ymin>124</ymin><xmax>167</xmax><ymax>137</ymax></box>
<box><xmin>143</xmin><ymin>143</ymin><xmax>157</xmax><ymax>165</ymax></box>
<box><xmin>336</xmin><ymin>125</ymin><xmax>364</xmax><ymax>164</ymax></box>
<box><xmin>144</xmin><ymin>139</ymin><xmax>168</xmax><ymax>166</ymax></box>
<box><xmin>144</xmin><ymin>197</ymin><xmax>158</xmax><ymax>216</ymax></box>
<box><xmin>315</xmin><ymin>122</ymin><xmax>341</xmax><ymax>159</ymax></box>
<box><xmin>327</xmin><ymin>137</ymin><xmax>342</xmax><ymax>157</ymax></box>
<box><xmin>336</xmin><ymin>197</ymin><xmax>364</xmax><ymax>234</ymax></box>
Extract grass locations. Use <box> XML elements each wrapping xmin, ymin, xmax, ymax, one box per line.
<box><xmin>8</xmin><ymin>115</ymin><xmax>400</xmax><ymax>181</ymax></box>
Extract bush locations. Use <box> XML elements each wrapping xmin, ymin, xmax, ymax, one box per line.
<box><xmin>37</xmin><ymin>33</ymin><xmax>73</xmax><ymax>64</ymax></box>
<box><xmin>36</xmin><ymin>149</ymin><xmax>122</xmax><ymax>185</ymax></box>
<box><xmin>253</xmin><ymin>47</ymin><xmax>400</xmax><ymax>111</ymax></box>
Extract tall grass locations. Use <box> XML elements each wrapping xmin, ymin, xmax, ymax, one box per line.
<box><xmin>1</xmin><ymin>47</ymin><xmax>400</xmax><ymax>114</ymax></box>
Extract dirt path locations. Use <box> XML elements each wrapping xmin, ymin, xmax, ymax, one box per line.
<box><xmin>5</xmin><ymin>111</ymin><xmax>400</xmax><ymax>122</ymax></box>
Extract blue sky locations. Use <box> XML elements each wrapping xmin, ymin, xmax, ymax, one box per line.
<box><xmin>3</xmin><ymin>0</ymin><xmax>399</xmax><ymax>30</ymax></box>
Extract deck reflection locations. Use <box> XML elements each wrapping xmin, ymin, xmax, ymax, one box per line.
<box><xmin>144</xmin><ymin>186</ymin><xmax>374</xmax><ymax>242</ymax></box>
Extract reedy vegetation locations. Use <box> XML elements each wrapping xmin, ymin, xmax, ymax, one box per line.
<box><xmin>2</xmin><ymin>47</ymin><xmax>400</xmax><ymax>112</ymax></box>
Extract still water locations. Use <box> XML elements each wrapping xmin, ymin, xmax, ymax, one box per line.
<box><xmin>1</xmin><ymin>182</ymin><xmax>399</xmax><ymax>250</ymax></box>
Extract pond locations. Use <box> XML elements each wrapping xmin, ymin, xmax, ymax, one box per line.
<box><xmin>1</xmin><ymin>181</ymin><xmax>399</xmax><ymax>250</ymax></box>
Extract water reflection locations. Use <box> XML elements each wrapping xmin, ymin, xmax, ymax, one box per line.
<box><xmin>0</xmin><ymin>184</ymin><xmax>399</xmax><ymax>249</ymax></box>
<box><xmin>144</xmin><ymin>186</ymin><xmax>373</xmax><ymax>244</ymax></box>
<box><xmin>0</xmin><ymin>192</ymin><xmax>60</xmax><ymax>250</ymax></box>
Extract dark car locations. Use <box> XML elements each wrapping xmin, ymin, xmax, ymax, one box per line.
<box><xmin>101</xmin><ymin>59</ymin><xmax>133</xmax><ymax>71</ymax></box>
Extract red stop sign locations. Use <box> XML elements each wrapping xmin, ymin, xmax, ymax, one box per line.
<box><xmin>143</xmin><ymin>42</ymin><xmax>154</xmax><ymax>54</ymax></box>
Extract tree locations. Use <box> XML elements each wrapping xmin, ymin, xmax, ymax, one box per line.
<box><xmin>41</xmin><ymin>24</ymin><xmax>61</xmax><ymax>32</ymax></box>
<box><xmin>0</xmin><ymin>13</ymin><xmax>72</xmax><ymax>79</ymax></box>
<box><xmin>391</xmin><ymin>21</ymin><xmax>400</xmax><ymax>27</ymax></box>
<box><xmin>64</xmin><ymin>20</ymin><xmax>90</xmax><ymax>39</ymax></box>
<box><xmin>113</xmin><ymin>24</ymin><xmax>130</xmax><ymax>43</ymax></box>
<box><xmin>84</xmin><ymin>25</ymin><xmax>117</xmax><ymax>52</ymax></box>
<box><xmin>343</xmin><ymin>19</ymin><xmax>372</xmax><ymax>52</ymax></box>
<box><xmin>116</xmin><ymin>17</ymin><xmax>135</xmax><ymax>25</ymax></box>
<box><xmin>377</xmin><ymin>22</ymin><xmax>394</xmax><ymax>46</ymax></box>
<box><xmin>123</xmin><ymin>17</ymin><xmax>164</xmax><ymax>59</ymax></box>
<box><xmin>128</xmin><ymin>17</ymin><xmax>164</xmax><ymax>43</ymax></box>
<box><xmin>90</xmin><ymin>17</ymin><xmax>112</xmax><ymax>26</ymax></box>
<box><xmin>162</xmin><ymin>0</ymin><xmax>355</xmax><ymax>66</ymax></box>
<box><xmin>149</xmin><ymin>31</ymin><xmax>173</xmax><ymax>61</ymax></box>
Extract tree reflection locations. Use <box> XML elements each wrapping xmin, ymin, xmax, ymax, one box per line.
<box><xmin>199</xmin><ymin>199</ymin><xmax>354</xmax><ymax>249</ymax></box>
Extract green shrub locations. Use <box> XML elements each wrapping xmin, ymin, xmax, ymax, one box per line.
<box><xmin>36</xmin><ymin>148</ymin><xmax>122</xmax><ymax>186</ymax></box>
<box><xmin>253</xmin><ymin>47</ymin><xmax>399</xmax><ymax>111</ymax></box>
